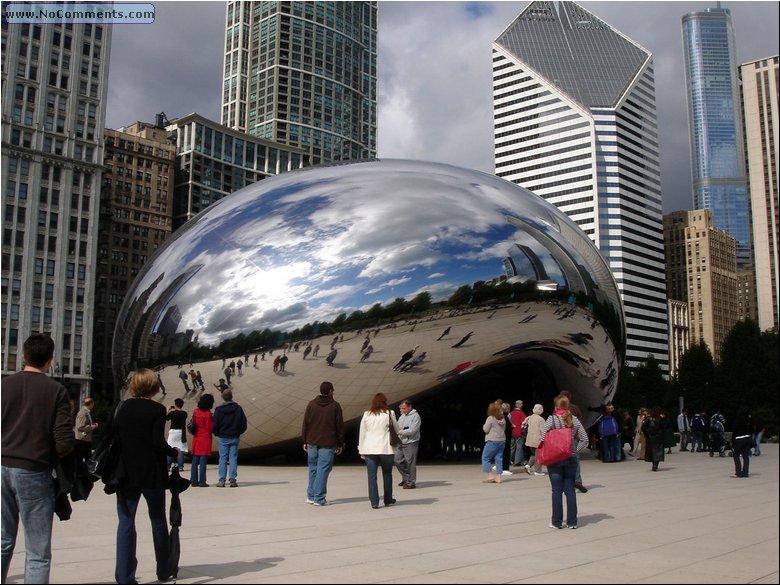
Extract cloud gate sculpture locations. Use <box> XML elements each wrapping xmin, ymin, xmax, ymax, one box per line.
<box><xmin>114</xmin><ymin>160</ymin><xmax>624</xmax><ymax>456</ymax></box>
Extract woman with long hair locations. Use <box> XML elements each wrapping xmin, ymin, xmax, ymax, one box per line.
<box><xmin>113</xmin><ymin>368</ymin><xmax>179</xmax><ymax>583</ymax></box>
<box><xmin>481</xmin><ymin>402</ymin><xmax>506</xmax><ymax>483</ymax></box>
<box><xmin>190</xmin><ymin>393</ymin><xmax>215</xmax><ymax>487</ymax></box>
<box><xmin>358</xmin><ymin>393</ymin><xmax>401</xmax><ymax>508</ymax></box>
<box><xmin>542</xmin><ymin>394</ymin><xmax>588</xmax><ymax>529</ymax></box>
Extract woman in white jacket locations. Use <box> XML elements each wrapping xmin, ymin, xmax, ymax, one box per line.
<box><xmin>358</xmin><ymin>393</ymin><xmax>401</xmax><ymax>509</ymax></box>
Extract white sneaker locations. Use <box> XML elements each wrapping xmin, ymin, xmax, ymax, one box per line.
<box><xmin>502</xmin><ymin>470</ymin><xmax>513</xmax><ymax>476</ymax></box>
<box><xmin>306</xmin><ymin>499</ymin><xmax>314</xmax><ymax>504</ymax></box>
<box><xmin>534</xmin><ymin>472</ymin><xmax>546</xmax><ymax>476</ymax></box>
<box><xmin>524</xmin><ymin>465</ymin><xmax>532</xmax><ymax>476</ymax></box>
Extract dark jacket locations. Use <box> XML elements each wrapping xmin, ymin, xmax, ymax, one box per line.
<box><xmin>302</xmin><ymin>395</ymin><xmax>344</xmax><ymax>448</ymax></box>
<box><xmin>114</xmin><ymin>398</ymin><xmax>177</xmax><ymax>490</ymax></box>
<box><xmin>212</xmin><ymin>401</ymin><xmax>248</xmax><ymax>438</ymax></box>
<box><xmin>1</xmin><ymin>371</ymin><xmax>74</xmax><ymax>472</ymax></box>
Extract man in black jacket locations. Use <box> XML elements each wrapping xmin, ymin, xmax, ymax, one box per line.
<box><xmin>212</xmin><ymin>389</ymin><xmax>248</xmax><ymax>487</ymax></box>
<box><xmin>2</xmin><ymin>334</ymin><xmax>73</xmax><ymax>584</ymax></box>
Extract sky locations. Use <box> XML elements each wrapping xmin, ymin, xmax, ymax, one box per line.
<box><xmin>106</xmin><ymin>1</ymin><xmax>780</xmax><ymax>214</ymax></box>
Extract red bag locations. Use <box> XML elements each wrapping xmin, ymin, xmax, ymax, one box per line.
<box><xmin>537</xmin><ymin>426</ymin><xmax>573</xmax><ymax>466</ymax></box>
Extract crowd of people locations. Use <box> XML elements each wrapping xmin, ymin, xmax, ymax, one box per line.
<box><xmin>1</xmin><ymin>333</ymin><xmax>770</xmax><ymax>584</ymax></box>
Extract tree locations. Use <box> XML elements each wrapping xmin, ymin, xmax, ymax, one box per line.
<box><xmin>675</xmin><ymin>340</ymin><xmax>715</xmax><ymax>413</ymax></box>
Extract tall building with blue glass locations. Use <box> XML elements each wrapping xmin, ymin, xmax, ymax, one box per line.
<box><xmin>492</xmin><ymin>1</ymin><xmax>669</xmax><ymax>372</ymax></box>
<box><xmin>682</xmin><ymin>7</ymin><xmax>752</xmax><ymax>270</ymax></box>
<box><xmin>221</xmin><ymin>1</ymin><xmax>377</xmax><ymax>167</ymax></box>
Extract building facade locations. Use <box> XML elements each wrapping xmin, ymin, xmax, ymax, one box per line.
<box><xmin>165</xmin><ymin>113</ymin><xmax>308</xmax><ymax>230</ymax></box>
<box><xmin>663</xmin><ymin>210</ymin><xmax>738</xmax><ymax>362</ymax></box>
<box><xmin>2</xmin><ymin>20</ymin><xmax>111</xmax><ymax>401</ymax></box>
<box><xmin>221</xmin><ymin>1</ymin><xmax>377</xmax><ymax>166</ymax></box>
<box><xmin>492</xmin><ymin>1</ymin><xmax>668</xmax><ymax>371</ymax></box>
<box><xmin>741</xmin><ymin>55</ymin><xmax>779</xmax><ymax>332</ymax></box>
<box><xmin>667</xmin><ymin>299</ymin><xmax>690</xmax><ymax>379</ymax></box>
<box><xmin>92</xmin><ymin>123</ymin><xmax>176</xmax><ymax>400</ymax></box>
<box><xmin>682</xmin><ymin>7</ymin><xmax>752</xmax><ymax>272</ymax></box>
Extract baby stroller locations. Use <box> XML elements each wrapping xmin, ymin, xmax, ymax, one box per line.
<box><xmin>708</xmin><ymin>414</ymin><xmax>732</xmax><ymax>457</ymax></box>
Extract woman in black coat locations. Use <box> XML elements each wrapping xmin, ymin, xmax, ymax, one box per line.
<box><xmin>114</xmin><ymin>368</ymin><xmax>179</xmax><ymax>584</ymax></box>
<box><xmin>641</xmin><ymin>406</ymin><xmax>665</xmax><ymax>471</ymax></box>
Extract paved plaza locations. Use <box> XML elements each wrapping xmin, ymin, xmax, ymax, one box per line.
<box><xmin>5</xmin><ymin>446</ymin><xmax>778</xmax><ymax>584</ymax></box>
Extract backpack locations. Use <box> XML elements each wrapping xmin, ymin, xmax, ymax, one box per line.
<box><xmin>599</xmin><ymin>415</ymin><xmax>619</xmax><ymax>437</ymax></box>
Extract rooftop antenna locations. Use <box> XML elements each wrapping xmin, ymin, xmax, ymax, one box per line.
<box><xmin>155</xmin><ymin>112</ymin><xmax>170</xmax><ymax>128</ymax></box>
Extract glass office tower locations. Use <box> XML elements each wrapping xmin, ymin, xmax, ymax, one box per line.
<box><xmin>221</xmin><ymin>1</ymin><xmax>377</xmax><ymax>167</ymax></box>
<box><xmin>682</xmin><ymin>7</ymin><xmax>752</xmax><ymax>270</ymax></box>
<box><xmin>493</xmin><ymin>1</ymin><xmax>669</xmax><ymax>371</ymax></box>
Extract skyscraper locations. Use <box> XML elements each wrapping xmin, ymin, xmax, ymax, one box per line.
<box><xmin>221</xmin><ymin>1</ymin><xmax>377</xmax><ymax>166</ymax></box>
<box><xmin>2</xmin><ymin>21</ymin><xmax>111</xmax><ymax>399</ymax></box>
<box><xmin>663</xmin><ymin>210</ymin><xmax>739</xmax><ymax>362</ymax></box>
<box><xmin>682</xmin><ymin>7</ymin><xmax>752</xmax><ymax>270</ymax></box>
<box><xmin>741</xmin><ymin>55</ymin><xmax>779</xmax><ymax>332</ymax></box>
<box><xmin>493</xmin><ymin>1</ymin><xmax>668</xmax><ymax>370</ymax></box>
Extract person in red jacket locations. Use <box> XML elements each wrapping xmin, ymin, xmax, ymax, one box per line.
<box><xmin>189</xmin><ymin>393</ymin><xmax>214</xmax><ymax>487</ymax></box>
<box><xmin>510</xmin><ymin>400</ymin><xmax>527</xmax><ymax>466</ymax></box>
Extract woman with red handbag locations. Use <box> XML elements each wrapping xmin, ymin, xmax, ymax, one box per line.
<box><xmin>540</xmin><ymin>395</ymin><xmax>588</xmax><ymax>529</ymax></box>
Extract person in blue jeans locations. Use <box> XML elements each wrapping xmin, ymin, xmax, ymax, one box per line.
<box><xmin>2</xmin><ymin>334</ymin><xmax>73</xmax><ymax>585</ymax></box>
<box><xmin>302</xmin><ymin>381</ymin><xmax>344</xmax><ymax>506</ymax></box>
<box><xmin>212</xmin><ymin>389</ymin><xmax>248</xmax><ymax>488</ymax></box>
<box><xmin>481</xmin><ymin>403</ymin><xmax>506</xmax><ymax>483</ymax></box>
<box><xmin>542</xmin><ymin>394</ymin><xmax>589</xmax><ymax>529</ymax></box>
<box><xmin>113</xmin><ymin>368</ymin><xmax>180</xmax><ymax>584</ymax></box>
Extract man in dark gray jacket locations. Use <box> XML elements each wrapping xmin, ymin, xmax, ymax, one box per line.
<box><xmin>2</xmin><ymin>334</ymin><xmax>73</xmax><ymax>584</ymax></box>
<box><xmin>212</xmin><ymin>390</ymin><xmax>247</xmax><ymax>487</ymax></box>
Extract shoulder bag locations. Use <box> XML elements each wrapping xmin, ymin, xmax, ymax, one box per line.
<box><xmin>388</xmin><ymin>411</ymin><xmax>400</xmax><ymax>447</ymax></box>
<box><xmin>536</xmin><ymin>415</ymin><xmax>573</xmax><ymax>466</ymax></box>
<box><xmin>87</xmin><ymin>401</ymin><xmax>125</xmax><ymax>482</ymax></box>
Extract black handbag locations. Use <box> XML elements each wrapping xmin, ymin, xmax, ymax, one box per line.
<box><xmin>388</xmin><ymin>411</ymin><xmax>400</xmax><ymax>447</ymax></box>
<box><xmin>87</xmin><ymin>401</ymin><xmax>124</xmax><ymax>481</ymax></box>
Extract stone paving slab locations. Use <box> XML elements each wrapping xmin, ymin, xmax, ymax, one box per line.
<box><xmin>4</xmin><ymin>445</ymin><xmax>778</xmax><ymax>584</ymax></box>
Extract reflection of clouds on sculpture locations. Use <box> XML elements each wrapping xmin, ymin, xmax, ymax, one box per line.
<box><xmin>114</xmin><ymin>160</ymin><xmax>625</xmax><ymax>454</ymax></box>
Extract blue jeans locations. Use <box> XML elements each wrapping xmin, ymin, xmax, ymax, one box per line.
<box><xmin>548</xmin><ymin>457</ymin><xmax>578</xmax><ymax>528</ymax></box>
<box><xmin>115</xmin><ymin>487</ymin><xmax>169</xmax><ymax>584</ymax></box>
<box><xmin>364</xmin><ymin>455</ymin><xmax>394</xmax><ymax>507</ymax></box>
<box><xmin>167</xmin><ymin>451</ymin><xmax>185</xmax><ymax>469</ymax></box>
<box><xmin>307</xmin><ymin>445</ymin><xmax>335</xmax><ymax>504</ymax></box>
<box><xmin>1</xmin><ymin>466</ymin><xmax>55</xmax><ymax>584</ymax></box>
<box><xmin>190</xmin><ymin>455</ymin><xmax>208</xmax><ymax>486</ymax></box>
<box><xmin>601</xmin><ymin>434</ymin><xmax>620</xmax><ymax>462</ymax></box>
<box><xmin>481</xmin><ymin>441</ymin><xmax>504</xmax><ymax>474</ymax></box>
<box><xmin>217</xmin><ymin>437</ymin><xmax>240</xmax><ymax>483</ymax></box>
<box><xmin>753</xmin><ymin>430</ymin><xmax>764</xmax><ymax>455</ymax></box>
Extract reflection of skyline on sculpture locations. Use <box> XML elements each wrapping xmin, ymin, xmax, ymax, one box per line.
<box><xmin>113</xmin><ymin>160</ymin><xmax>625</xmax><ymax>454</ymax></box>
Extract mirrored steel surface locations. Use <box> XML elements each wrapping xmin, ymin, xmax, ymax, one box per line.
<box><xmin>114</xmin><ymin>160</ymin><xmax>624</xmax><ymax>454</ymax></box>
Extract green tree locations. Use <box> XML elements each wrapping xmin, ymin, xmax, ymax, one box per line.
<box><xmin>448</xmin><ymin>285</ymin><xmax>472</xmax><ymax>307</ymax></box>
<box><xmin>675</xmin><ymin>340</ymin><xmax>715</xmax><ymax>413</ymax></box>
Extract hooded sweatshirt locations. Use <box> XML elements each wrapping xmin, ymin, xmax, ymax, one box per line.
<box><xmin>212</xmin><ymin>400</ymin><xmax>248</xmax><ymax>438</ymax></box>
<box><xmin>302</xmin><ymin>394</ymin><xmax>344</xmax><ymax>448</ymax></box>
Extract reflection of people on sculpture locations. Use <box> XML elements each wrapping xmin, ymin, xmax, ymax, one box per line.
<box><xmin>518</xmin><ymin>313</ymin><xmax>537</xmax><ymax>324</ymax></box>
<box><xmin>303</xmin><ymin>346</ymin><xmax>312</xmax><ymax>359</ymax></box>
<box><xmin>451</xmin><ymin>332</ymin><xmax>473</xmax><ymax>348</ymax></box>
<box><xmin>399</xmin><ymin>351</ymin><xmax>427</xmax><ymax>372</ymax></box>
<box><xmin>567</xmin><ymin>332</ymin><xmax>593</xmax><ymax>345</ymax></box>
<box><xmin>392</xmin><ymin>346</ymin><xmax>419</xmax><ymax>370</ymax></box>
<box><xmin>436</xmin><ymin>326</ymin><xmax>451</xmax><ymax>341</ymax></box>
<box><xmin>313</xmin><ymin>344</ymin><xmax>320</xmax><ymax>357</ymax></box>
<box><xmin>326</xmin><ymin>348</ymin><xmax>338</xmax><ymax>366</ymax></box>
<box><xmin>360</xmin><ymin>345</ymin><xmax>374</xmax><ymax>362</ymax></box>
<box><xmin>436</xmin><ymin>361</ymin><xmax>479</xmax><ymax>380</ymax></box>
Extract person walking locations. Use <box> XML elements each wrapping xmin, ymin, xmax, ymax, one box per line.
<box><xmin>509</xmin><ymin>400</ymin><xmax>527</xmax><ymax>467</ymax></box>
<box><xmin>641</xmin><ymin>407</ymin><xmax>665</xmax><ymax>471</ymax></box>
<box><xmin>302</xmin><ymin>381</ymin><xmax>344</xmax><ymax>506</ymax></box>
<box><xmin>213</xmin><ymin>390</ymin><xmax>248</xmax><ymax>488</ymax></box>
<box><xmin>523</xmin><ymin>404</ymin><xmax>546</xmax><ymax>476</ymax></box>
<box><xmin>74</xmin><ymin>397</ymin><xmax>99</xmax><ymax>465</ymax></box>
<box><xmin>731</xmin><ymin>408</ymin><xmax>753</xmax><ymax>478</ymax></box>
<box><xmin>2</xmin><ymin>334</ymin><xmax>74</xmax><ymax>584</ymax></box>
<box><xmin>481</xmin><ymin>403</ymin><xmax>506</xmax><ymax>484</ymax></box>
<box><xmin>542</xmin><ymin>394</ymin><xmax>589</xmax><ymax>529</ymax></box>
<box><xmin>394</xmin><ymin>400</ymin><xmax>421</xmax><ymax>489</ymax></box>
<box><xmin>189</xmin><ymin>394</ymin><xmax>215</xmax><ymax>487</ymax></box>
<box><xmin>112</xmin><ymin>368</ymin><xmax>179</xmax><ymax>584</ymax></box>
<box><xmin>358</xmin><ymin>393</ymin><xmax>401</xmax><ymax>509</ymax></box>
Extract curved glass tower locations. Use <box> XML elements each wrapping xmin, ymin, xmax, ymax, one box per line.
<box><xmin>682</xmin><ymin>7</ymin><xmax>752</xmax><ymax>269</ymax></box>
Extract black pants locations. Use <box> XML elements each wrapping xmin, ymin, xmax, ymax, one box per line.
<box><xmin>75</xmin><ymin>439</ymin><xmax>92</xmax><ymax>464</ymax></box>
